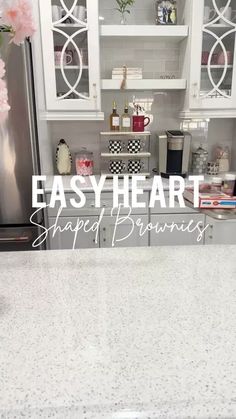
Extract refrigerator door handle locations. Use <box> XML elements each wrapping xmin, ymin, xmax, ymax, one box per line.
<box><xmin>0</xmin><ymin>235</ymin><xmax>31</xmax><ymax>243</ymax></box>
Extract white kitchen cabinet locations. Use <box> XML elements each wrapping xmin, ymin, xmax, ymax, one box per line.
<box><xmin>48</xmin><ymin>216</ymin><xmax>99</xmax><ymax>249</ymax></box>
<box><xmin>150</xmin><ymin>214</ymin><xmax>206</xmax><ymax>246</ymax></box>
<box><xmin>100</xmin><ymin>215</ymin><xmax>149</xmax><ymax>248</ymax></box>
<box><xmin>39</xmin><ymin>0</ymin><xmax>102</xmax><ymax>118</ymax></box>
<box><xmin>205</xmin><ymin>216</ymin><xmax>236</xmax><ymax>245</ymax></box>
<box><xmin>187</xmin><ymin>0</ymin><xmax>236</xmax><ymax>111</ymax></box>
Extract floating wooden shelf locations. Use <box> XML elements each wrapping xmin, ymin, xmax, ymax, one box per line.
<box><xmin>101</xmin><ymin>79</ymin><xmax>187</xmax><ymax>91</ymax></box>
<box><xmin>100</xmin><ymin>25</ymin><xmax>189</xmax><ymax>40</ymax></box>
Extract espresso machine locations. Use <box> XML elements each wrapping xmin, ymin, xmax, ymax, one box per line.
<box><xmin>158</xmin><ymin>130</ymin><xmax>191</xmax><ymax>178</ymax></box>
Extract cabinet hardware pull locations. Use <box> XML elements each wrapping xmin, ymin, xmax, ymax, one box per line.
<box><xmin>103</xmin><ymin>238</ymin><xmax>106</xmax><ymax>242</ymax></box>
<box><xmin>209</xmin><ymin>235</ymin><xmax>213</xmax><ymax>239</ymax></box>
<box><xmin>103</xmin><ymin>228</ymin><xmax>106</xmax><ymax>232</ymax></box>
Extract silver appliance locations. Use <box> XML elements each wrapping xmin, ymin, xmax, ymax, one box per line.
<box><xmin>0</xmin><ymin>35</ymin><xmax>43</xmax><ymax>252</ymax></box>
<box><xmin>158</xmin><ymin>130</ymin><xmax>191</xmax><ymax>178</ymax></box>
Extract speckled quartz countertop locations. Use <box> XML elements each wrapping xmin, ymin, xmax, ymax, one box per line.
<box><xmin>1</xmin><ymin>246</ymin><xmax>236</xmax><ymax>419</ymax></box>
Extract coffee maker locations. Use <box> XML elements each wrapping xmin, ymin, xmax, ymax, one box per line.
<box><xmin>158</xmin><ymin>130</ymin><xmax>191</xmax><ymax>178</ymax></box>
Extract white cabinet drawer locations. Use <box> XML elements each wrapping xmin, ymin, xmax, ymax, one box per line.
<box><xmin>46</xmin><ymin>192</ymin><xmax>149</xmax><ymax>217</ymax></box>
<box><xmin>150</xmin><ymin>192</ymin><xmax>198</xmax><ymax>214</ymax></box>
<box><xmin>150</xmin><ymin>214</ymin><xmax>206</xmax><ymax>246</ymax></box>
<box><xmin>48</xmin><ymin>216</ymin><xmax>99</xmax><ymax>250</ymax></box>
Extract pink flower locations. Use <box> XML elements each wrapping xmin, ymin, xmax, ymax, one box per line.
<box><xmin>0</xmin><ymin>78</ymin><xmax>10</xmax><ymax>123</ymax></box>
<box><xmin>2</xmin><ymin>0</ymin><xmax>36</xmax><ymax>45</ymax></box>
<box><xmin>0</xmin><ymin>59</ymin><xmax>6</xmax><ymax>78</ymax></box>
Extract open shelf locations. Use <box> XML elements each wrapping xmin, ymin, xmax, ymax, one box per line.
<box><xmin>102</xmin><ymin>79</ymin><xmax>187</xmax><ymax>91</ymax></box>
<box><xmin>101</xmin><ymin>152</ymin><xmax>151</xmax><ymax>158</ymax></box>
<box><xmin>100</xmin><ymin>25</ymin><xmax>189</xmax><ymax>40</ymax></box>
<box><xmin>201</xmin><ymin>65</ymin><xmax>233</xmax><ymax>69</ymax></box>
<box><xmin>102</xmin><ymin>172</ymin><xmax>151</xmax><ymax>178</ymax></box>
<box><xmin>101</xmin><ymin>131</ymin><xmax>151</xmax><ymax>136</ymax></box>
<box><xmin>55</xmin><ymin>65</ymin><xmax>89</xmax><ymax>70</ymax></box>
<box><xmin>54</xmin><ymin>23</ymin><xmax>86</xmax><ymax>28</ymax></box>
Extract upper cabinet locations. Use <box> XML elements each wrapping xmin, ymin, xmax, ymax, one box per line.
<box><xmin>181</xmin><ymin>0</ymin><xmax>236</xmax><ymax>117</ymax></box>
<box><xmin>38</xmin><ymin>0</ymin><xmax>103</xmax><ymax>120</ymax></box>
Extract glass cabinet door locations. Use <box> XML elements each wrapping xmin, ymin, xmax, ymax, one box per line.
<box><xmin>39</xmin><ymin>0</ymin><xmax>101</xmax><ymax>112</ymax></box>
<box><xmin>191</xmin><ymin>0</ymin><xmax>236</xmax><ymax>109</ymax></box>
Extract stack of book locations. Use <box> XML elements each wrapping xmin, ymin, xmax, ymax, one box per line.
<box><xmin>112</xmin><ymin>67</ymin><xmax>143</xmax><ymax>80</ymax></box>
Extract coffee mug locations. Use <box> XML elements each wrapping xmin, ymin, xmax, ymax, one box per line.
<box><xmin>219</xmin><ymin>7</ymin><xmax>236</xmax><ymax>24</ymax></box>
<box><xmin>109</xmin><ymin>140</ymin><xmax>125</xmax><ymax>154</ymax></box>
<box><xmin>133</xmin><ymin>115</ymin><xmax>150</xmax><ymax>132</ymax></box>
<box><xmin>207</xmin><ymin>161</ymin><xmax>220</xmax><ymax>176</ymax></box>
<box><xmin>73</xmin><ymin>5</ymin><xmax>86</xmax><ymax>22</ymax></box>
<box><xmin>127</xmin><ymin>139</ymin><xmax>145</xmax><ymax>154</ymax></box>
<box><xmin>109</xmin><ymin>160</ymin><xmax>126</xmax><ymax>175</ymax></box>
<box><xmin>204</xmin><ymin>6</ymin><xmax>216</xmax><ymax>23</ymax></box>
<box><xmin>52</xmin><ymin>5</ymin><xmax>62</xmax><ymax>22</ymax></box>
<box><xmin>54</xmin><ymin>47</ymin><xmax>73</xmax><ymax>66</ymax></box>
<box><xmin>127</xmin><ymin>160</ymin><xmax>144</xmax><ymax>174</ymax></box>
<box><xmin>217</xmin><ymin>50</ymin><xmax>233</xmax><ymax>65</ymax></box>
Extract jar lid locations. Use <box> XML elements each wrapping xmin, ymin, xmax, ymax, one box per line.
<box><xmin>76</xmin><ymin>147</ymin><xmax>93</xmax><ymax>157</ymax></box>
<box><xmin>224</xmin><ymin>173</ymin><xmax>235</xmax><ymax>181</ymax></box>
<box><xmin>194</xmin><ymin>145</ymin><xmax>208</xmax><ymax>155</ymax></box>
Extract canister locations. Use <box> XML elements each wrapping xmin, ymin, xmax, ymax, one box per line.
<box><xmin>76</xmin><ymin>148</ymin><xmax>94</xmax><ymax>176</ymax></box>
<box><xmin>192</xmin><ymin>145</ymin><xmax>208</xmax><ymax>175</ymax></box>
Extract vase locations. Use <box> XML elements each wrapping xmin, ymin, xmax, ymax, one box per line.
<box><xmin>120</xmin><ymin>13</ymin><xmax>127</xmax><ymax>24</ymax></box>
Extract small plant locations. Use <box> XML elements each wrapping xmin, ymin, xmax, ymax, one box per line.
<box><xmin>115</xmin><ymin>0</ymin><xmax>135</xmax><ymax>24</ymax></box>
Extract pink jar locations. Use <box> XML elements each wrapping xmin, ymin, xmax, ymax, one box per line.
<box><xmin>76</xmin><ymin>148</ymin><xmax>94</xmax><ymax>176</ymax></box>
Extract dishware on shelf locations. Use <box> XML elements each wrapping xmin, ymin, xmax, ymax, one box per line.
<box><xmin>133</xmin><ymin>115</ymin><xmax>150</xmax><ymax>132</ymax></box>
<box><xmin>203</xmin><ymin>6</ymin><xmax>216</xmax><ymax>23</ymax></box>
<box><xmin>192</xmin><ymin>145</ymin><xmax>208</xmax><ymax>175</ymax></box>
<box><xmin>54</xmin><ymin>47</ymin><xmax>73</xmax><ymax>66</ymax></box>
<box><xmin>73</xmin><ymin>5</ymin><xmax>86</xmax><ymax>22</ymax></box>
<box><xmin>155</xmin><ymin>0</ymin><xmax>177</xmax><ymax>25</ymax></box>
<box><xmin>76</xmin><ymin>148</ymin><xmax>94</xmax><ymax>176</ymax></box>
<box><xmin>207</xmin><ymin>161</ymin><xmax>220</xmax><ymax>176</ymax></box>
<box><xmin>201</xmin><ymin>51</ymin><xmax>209</xmax><ymax>65</ymax></box>
<box><xmin>219</xmin><ymin>7</ymin><xmax>236</xmax><ymax>24</ymax></box>
<box><xmin>109</xmin><ymin>160</ymin><xmax>126</xmax><ymax>175</ymax></box>
<box><xmin>108</xmin><ymin>140</ymin><xmax>125</xmax><ymax>154</ymax></box>
<box><xmin>52</xmin><ymin>5</ymin><xmax>62</xmax><ymax>22</ymax></box>
<box><xmin>217</xmin><ymin>51</ymin><xmax>233</xmax><ymax>66</ymax></box>
<box><xmin>127</xmin><ymin>159</ymin><xmax>144</xmax><ymax>174</ymax></box>
<box><xmin>127</xmin><ymin>139</ymin><xmax>145</xmax><ymax>154</ymax></box>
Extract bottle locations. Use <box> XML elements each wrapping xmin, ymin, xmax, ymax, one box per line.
<box><xmin>121</xmin><ymin>102</ymin><xmax>131</xmax><ymax>132</ymax></box>
<box><xmin>110</xmin><ymin>101</ymin><xmax>120</xmax><ymax>131</ymax></box>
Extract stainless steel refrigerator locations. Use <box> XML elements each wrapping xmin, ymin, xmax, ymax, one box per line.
<box><xmin>0</xmin><ymin>35</ymin><xmax>44</xmax><ymax>252</ymax></box>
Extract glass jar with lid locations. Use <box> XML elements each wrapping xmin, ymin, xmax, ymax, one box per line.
<box><xmin>75</xmin><ymin>148</ymin><xmax>94</xmax><ymax>176</ymax></box>
<box><xmin>192</xmin><ymin>145</ymin><xmax>208</xmax><ymax>175</ymax></box>
<box><xmin>155</xmin><ymin>1</ymin><xmax>177</xmax><ymax>25</ymax></box>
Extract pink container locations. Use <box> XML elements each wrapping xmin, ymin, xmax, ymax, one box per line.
<box><xmin>76</xmin><ymin>148</ymin><xmax>94</xmax><ymax>176</ymax></box>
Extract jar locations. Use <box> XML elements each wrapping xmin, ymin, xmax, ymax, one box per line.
<box><xmin>192</xmin><ymin>145</ymin><xmax>208</xmax><ymax>175</ymax></box>
<box><xmin>222</xmin><ymin>174</ymin><xmax>236</xmax><ymax>196</ymax></box>
<box><xmin>211</xmin><ymin>177</ymin><xmax>222</xmax><ymax>192</ymax></box>
<box><xmin>155</xmin><ymin>0</ymin><xmax>177</xmax><ymax>25</ymax></box>
<box><xmin>75</xmin><ymin>148</ymin><xmax>94</xmax><ymax>176</ymax></box>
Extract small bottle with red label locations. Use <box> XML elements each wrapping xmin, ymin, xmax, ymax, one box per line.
<box><xmin>76</xmin><ymin>148</ymin><xmax>94</xmax><ymax>176</ymax></box>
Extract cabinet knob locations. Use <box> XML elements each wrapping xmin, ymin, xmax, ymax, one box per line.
<box><xmin>103</xmin><ymin>227</ymin><xmax>106</xmax><ymax>232</ymax></box>
<box><xmin>93</xmin><ymin>239</ymin><xmax>96</xmax><ymax>243</ymax></box>
<box><xmin>209</xmin><ymin>235</ymin><xmax>213</xmax><ymax>239</ymax></box>
<box><xmin>103</xmin><ymin>238</ymin><xmax>106</xmax><ymax>242</ymax></box>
